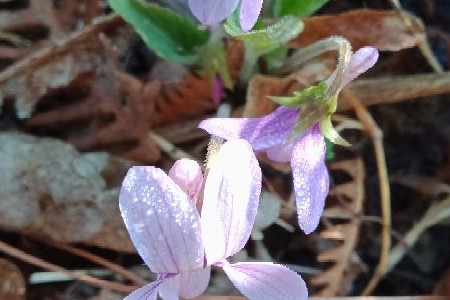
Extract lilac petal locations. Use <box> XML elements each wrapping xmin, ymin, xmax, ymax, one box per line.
<box><xmin>168</xmin><ymin>159</ymin><xmax>204</xmax><ymax>204</ymax></box>
<box><xmin>222</xmin><ymin>262</ymin><xmax>308</xmax><ymax>300</ymax></box>
<box><xmin>158</xmin><ymin>274</ymin><xmax>180</xmax><ymax>300</ymax></box>
<box><xmin>265</xmin><ymin>142</ymin><xmax>294</xmax><ymax>163</ymax></box>
<box><xmin>180</xmin><ymin>266</ymin><xmax>211</xmax><ymax>298</ymax></box>
<box><xmin>188</xmin><ymin>0</ymin><xmax>240</xmax><ymax>26</ymax></box>
<box><xmin>201</xmin><ymin>139</ymin><xmax>262</xmax><ymax>264</ymax></box>
<box><xmin>240</xmin><ymin>0</ymin><xmax>263</xmax><ymax>31</ymax></box>
<box><xmin>199</xmin><ymin>107</ymin><xmax>298</xmax><ymax>151</ymax></box>
<box><xmin>119</xmin><ymin>167</ymin><xmax>204</xmax><ymax>274</ymax></box>
<box><xmin>124</xmin><ymin>279</ymin><xmax>165</xmax><ymax>300</ymax></box>
<box><xmin>342</xmin><ymin>47</ymin><xmax>379</xmax><ymax>87</ymax></box>
<box><xmin>291</xmin><ymin>126</ymin><xmax>329</xmax><ymax>234</ymax></box>
<box><xmin>158</xmin><ymin>267</ymin><xmax>211</xmax><ymax>300</ymax></box>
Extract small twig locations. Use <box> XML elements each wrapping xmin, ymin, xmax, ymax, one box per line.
<box><xmin>339</xmin><ymin>72</ymin><xmax>450</xmax><ymax>110</ymax></box>
<box><xmin>150</xmin><ymin>132</ymin><xmax>196</xmax><ymax>161</ymax></box>
<box><xmin>387</xmin><ymin>195</ymin><xmax>450</xmax><ymax>273</ymax></box>
<box><xmin>388</xmin><ymin>0</ymin><xmax>443</xmax><ymax>73</ymax></box>
<box><xmin>0</xmin><ymin>31</ymin><xmax>31</xmax><ymax>47</ymax></box>
<box><xmin>0</xmin><ymin>240</ymin><xmax>135</xmax><ymax>294</ymax></box>
<box><xmin>342</xmin><ymin>89</ymin><xmax>392</xmax><ymax>296</ymax></box>
<box><xmin>41</xmin><ymin>240</ymin><xmax>147</xmax><ymax>286</ymax></box>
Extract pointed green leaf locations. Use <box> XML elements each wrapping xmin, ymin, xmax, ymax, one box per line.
<box><xmin>108</xmin><ymin>0</ymin><xmax>209</xmax><ymax>64</ymax></box>
<box><xmin>274</xmin><ymin>0</ymin><xmax>330</xmax><ymax>18</ymax></box>
<box><xmin>319</xmin><ymin>116</ymin><xmax>350</xmax><ymax>147</ymax></box>
<box><xmin>270</xmin><ymin>81</ymin><xmax>328</xmax><ymax>107</ymax></box>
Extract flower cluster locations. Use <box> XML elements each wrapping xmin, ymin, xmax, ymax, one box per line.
<box><xmin>120</xmin><ymin>140</ymin><xmax>307</xmax><ymax>300</ymax></box>
<box><xmin>118</xmin><ymin>36</ymin><xmax>379</xmax><ymax>298</ymax></box>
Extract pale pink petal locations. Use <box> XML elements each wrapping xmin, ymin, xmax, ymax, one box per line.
<box><xmin>240</xmin><ymin>0</ymin><xmax>263</xmax><ymax>31</ymax></box>
<box><xmin>188</xmin><ymin>0</ymin><xmax>240</xmax><ymax>26</ymax></box>
<box><xmin>265</xmin><ymin>142</ymin><xmax>294</xmax><ymax>163</ymax></box>
<box><xmin>168</xmin><ymin>159</ymin><xmax>204</xmax><ymax>204</ymax></box>
<box><xmin>158</xmin><ymin>274</ymin><xmax>179</xmax><ymax>300</ymax></box>
<box><xmin>291</xmin><ymin>126</ymin><xmax>329</xmax><ymax>234</ymax></box>
<box><xmin>124</xmin><ymin>278</ymin><xmax>165</xmax><ymax>300</ymax></box>
<box><xmin>342</xmin><ymin>47</ymin><xmax>379</xmax><ymax>87</ymax></box>
<box><xmin>221</xmin><ymin>262</ymin><xmax>308</xmax><ymax>300</ymax></box>
<box><xmin>119</xmin><ymin>167</ymin><xmax>204</xmax><ymax>274</ymax></box>
<box><xmin>201</xmin><ymin>139</ymin><xmax>262</xmax><ymax>264</ymax></box>
<box><xmin>199</xmin><ymin>107</ymin><xmax>298</xmax><ymax>151</ymax></box>
<box><xmin>180</xmin><ymin>266</ymin><xmax>211</xmax><ymax>298</ymax></box>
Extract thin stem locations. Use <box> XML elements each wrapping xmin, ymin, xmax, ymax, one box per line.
<box><xmin>342</xmin><ymin>89</ymin><xmax>392</xmax><ymax>296</ymax></box>
<box><xmin>277</xmin><ymin>36</ymin><xmax>352</xmax><ymax>97</ymax></box>
<box><xmin>41</xmin><ymin>240</ymin><xmax>147</xmax><ymax>286</ymax></box>
<box><xmin>388</xmin><ymin>0</ymin><xmax>443</xmax><ymax>73</ymax></box>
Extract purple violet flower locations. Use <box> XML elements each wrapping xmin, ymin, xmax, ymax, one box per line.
<box><xmin>119</xmin><ymin>139</ymin><xmax>307</xmax><ymax>300</ymax></box>
<box><xmin>188</xmin><ymin>0</ymin><xmax>263</xmax><ymax>31</ymax></box>
<box><xmin>199</xmin><ymin>47</ymin><xmax>379</xmax><ymax>234</ymax></box>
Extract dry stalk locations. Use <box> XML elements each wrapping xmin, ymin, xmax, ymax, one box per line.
<box><xmin>340</xmin><ymin>72</ymin><xmax>450</xmax><ymax>110</ymax></box>
<box><xmin>150</xmin><ymin>132</ymin><xmax>196</xmax><ymax>161</ymax></box>
<box><xmin>387</xmin><ymin>0</ymin><xmax>443</xmax><ymax>73</ymax></box>
<box><xmin>341</xmin><ymin>89</ymin><xmax>392</xmax><ymax>296</ymax></box>
<box><xmin>40</xmin><ymin>240</ymin><xmax>147</xmax><ymax>286</ymax></box>
<box><xmin>0</xmin><ymin>240</ymin><xmax>135</xmax><ymax>294</ymax></box>
<box><xmin>387</xmin><ymin>195</ymin><xmax>450</xmax><ymax>273</ymax></box>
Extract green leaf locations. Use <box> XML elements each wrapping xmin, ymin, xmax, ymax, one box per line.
<box><xmin>108</xmin><ymin>0</ymin><xmax>209</xmax><ymax>64</ymax></box>
<box><xmin>224</xmin><ymin>16</ymin><xmax>303</xmax><ymax>55</ymax></box>
<box><xmin>202</xmin><ymin>37</ymin><xmax>233</xmax><ymax>89</ymax></box>
<box><xmin>264</xmin><ymin>46</ymin><xmax>288</xmax><ymax>70</ymax></box>
<box><xmin>224</xmin><ymin>15</ymin><xmax>302</xmax><ymax>81</ymax></box>
<box><xmin>274</xmin><ymin>0</ymin><xmax>329</xmax><ymax>18</ymax></box>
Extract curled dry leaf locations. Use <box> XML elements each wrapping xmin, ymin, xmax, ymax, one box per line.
<box><xmin>0</xmin><ymin>15</ymin><xmax>162</xmax><ymax>163</ymax></box>
<box><xmin>311</xmin><ymin>159</ymin><xmax>365</xmax><ymax>296</ymax></box>
<box><xmin>0</xmin><ymin>258</ymin><xmax>26</xmax><ymax>300</ymax></box>
<box><xmin>292</xmin><ymin>9</ymin><xmax>425</xmax><ymax>51</ymax></box>
<box><xmin>0</xmin><ymin>0</ymin><xmax>104</xmax><ymax>70</ymax></box>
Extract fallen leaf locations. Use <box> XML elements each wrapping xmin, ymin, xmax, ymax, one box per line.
<box><xmin>312</xmin><ymin>158</ymin><xmax>366</xmax><ymax>296</ymax></box>
<box><xmin>292</xmin><ymin>9</ymin><xmax>425</xmax><ymax>51</ymax></box>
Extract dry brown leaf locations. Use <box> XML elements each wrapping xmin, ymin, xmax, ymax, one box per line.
<box><xmin>153</xmin><ymin>72</ymin><xmax>219</xmax><ymax>126</ymax></box>
<box><xmin>0</xmin><ymin>14</ymin><xmax>123</xmax><ymax>118</ymax></box>
<box><xmin>153</xmin><ymin>40</ymin><xmax>244</xmax><ymax>126</ymax></box>
<box><xmin>243</xmin><ymin>60</ymin><xmax>334</xmax><ymax>118</ymax></box>
<box><xmin>243</xmin><ymin>75</ymin><xmax>298</xmax><ymax>117</ymax></box>
<box><xmin>292</xmin><ymin>9</ymin><xmax>424</xmax><ymax>51</ymax></box>
<box><xmin>0</xmin><ymin>0</ymin><xmax>105</xmax><ymax>70</ymax></box>
<box><xmin>0</xmin><ymin>258</ymin><xmax>26</xmax><ymax>300</ymax></box>
<box><xmin>0</xmin><ymin>15</ymin><xmax>162</xmax><ymax>163</ymax></box>
<box><xmin>311</xmin><ymin>159</ymin><xmax>365</xmax><ymax>296</ymax></box>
